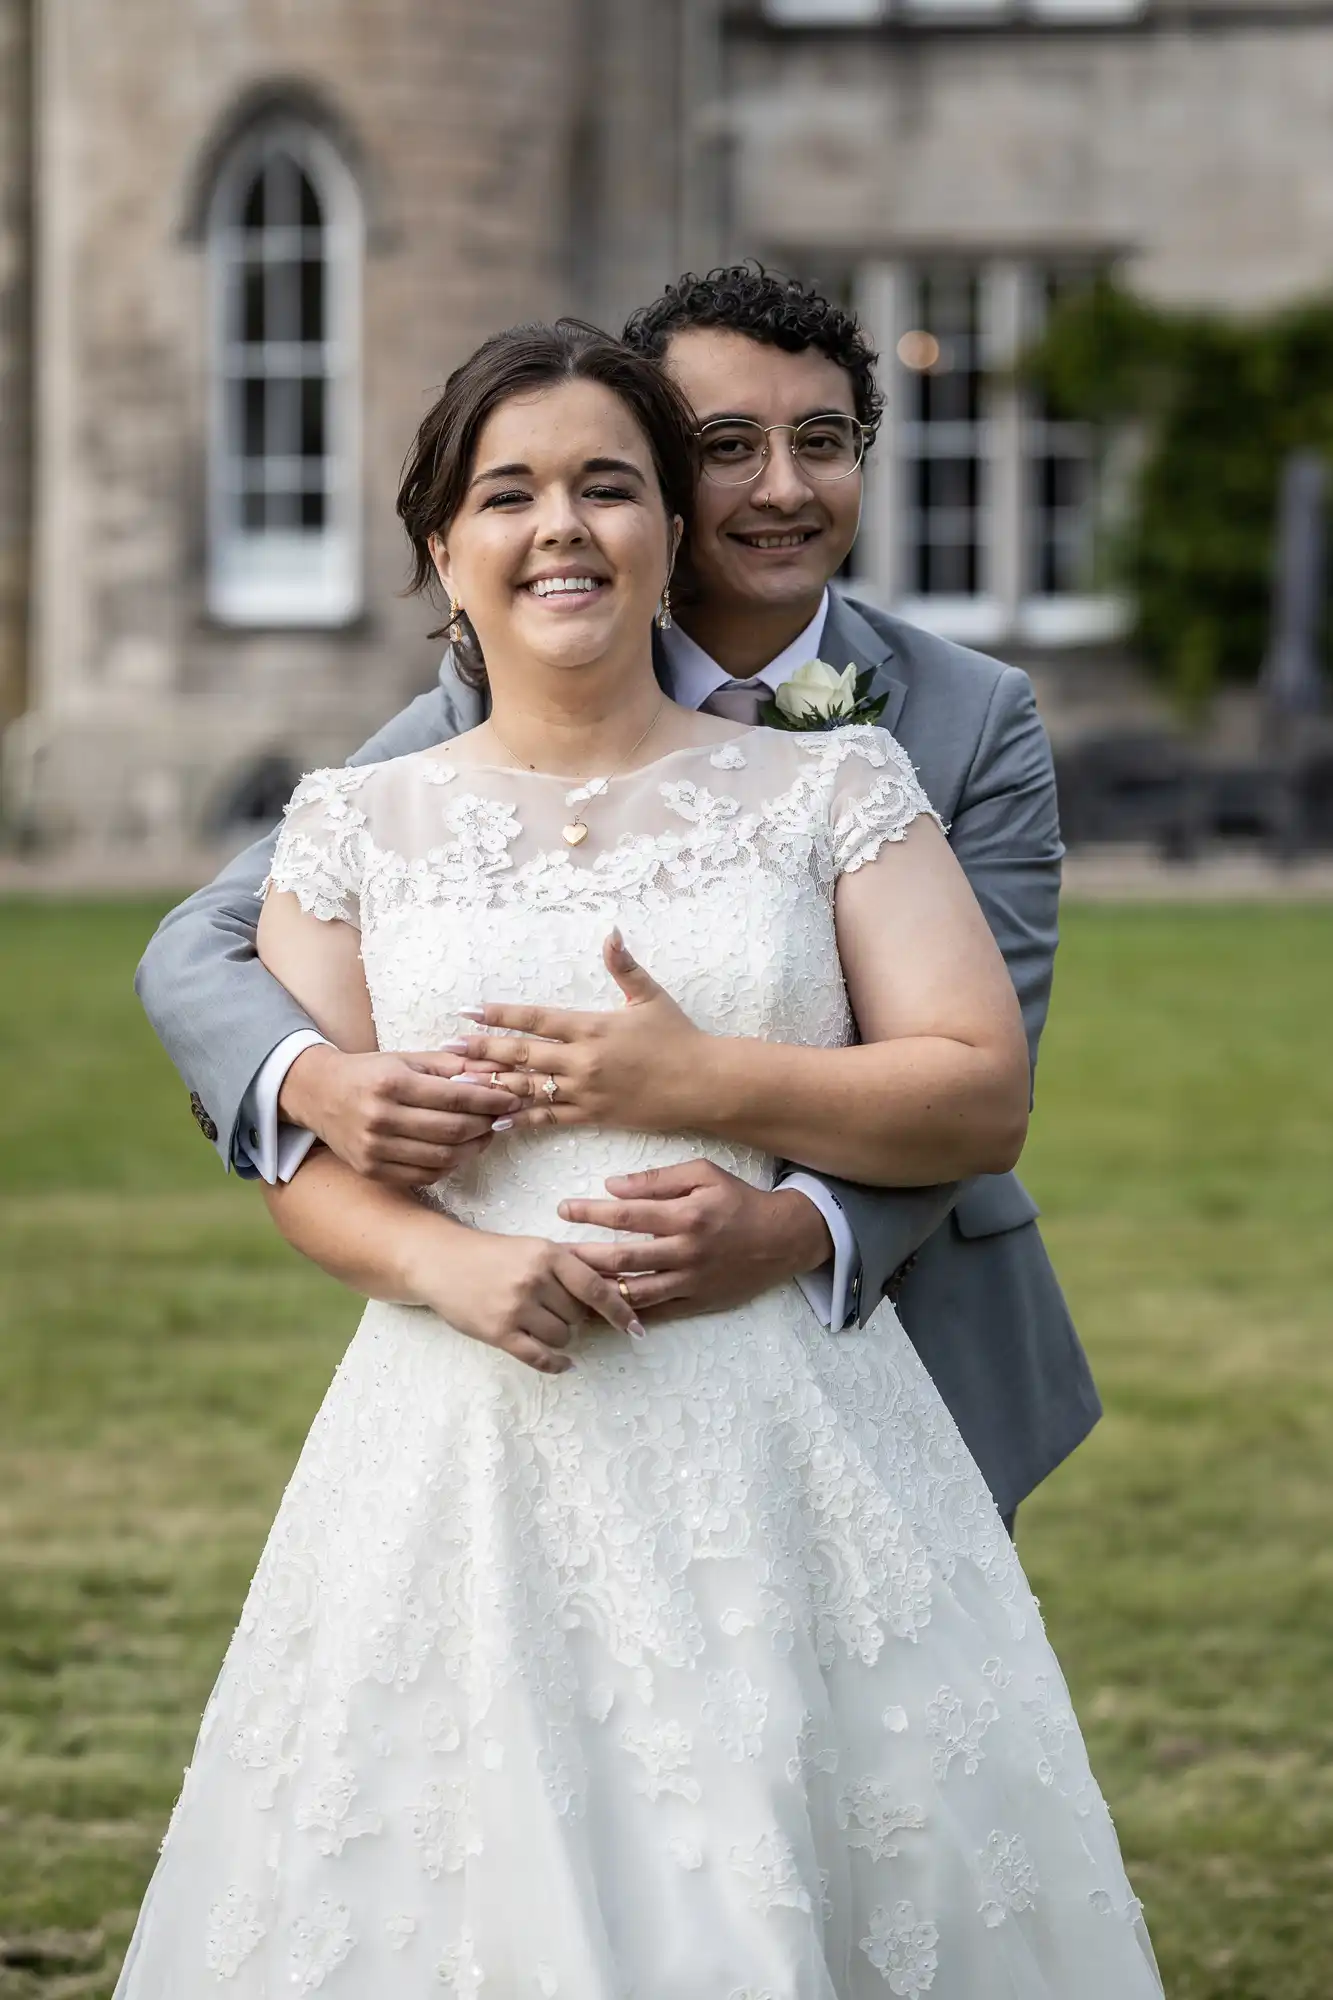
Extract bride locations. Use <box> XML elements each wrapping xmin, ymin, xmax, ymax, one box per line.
<box><xmin>115</xmin><ymin>321</ymin><xmax>1161</xmax><ymax>1999</ymax></box>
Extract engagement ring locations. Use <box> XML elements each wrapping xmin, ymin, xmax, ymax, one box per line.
<box><xmin>542</xmin><ymin>1075</ymin><xmax>560</xmax><ymax>1102</ymax></box>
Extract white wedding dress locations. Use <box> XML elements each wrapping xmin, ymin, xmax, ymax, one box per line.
<box><xmin>116</xmin><ymin>725</ymin><xmax>1161</xmax><ymax>2000</ymax></box>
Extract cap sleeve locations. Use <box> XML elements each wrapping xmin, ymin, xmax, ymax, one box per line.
<box><xmin>262</xmin><ymin>766</ymin><xmax>371</xmax><ymax>928</ymax></box>
<box><xmin>827</xmin><ymin>726</ymin><xmax>944</xmax><ymax>877</ymax></box>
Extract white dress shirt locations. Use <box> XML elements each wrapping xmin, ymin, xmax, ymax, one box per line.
<box><xmin>239</xmin><ymin>586</ymin><xmax>861</xmax><ymax>1328</ymax></box>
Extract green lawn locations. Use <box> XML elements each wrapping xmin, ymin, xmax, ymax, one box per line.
<box><xmin>1</xmin><ymin>897</ymin><xmax>1331</xmax><ymax>1998</ymax></box>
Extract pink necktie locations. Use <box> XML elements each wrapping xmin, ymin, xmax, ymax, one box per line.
<box><xmin>700</xmin><ymin>681</ymin><xmax>766</xmax><ymax>725</ymax></box>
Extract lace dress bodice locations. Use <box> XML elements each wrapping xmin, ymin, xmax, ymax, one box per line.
<box><xmin>265</xmin><ymin>725</ymin><xmax>939</xmax><ymax>1240</ymax></box>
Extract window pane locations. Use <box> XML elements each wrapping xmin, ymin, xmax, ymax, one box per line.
<box><xmin>919</xmin><ymin>364</ymin><xmax>978</xmax><ymax>426</ymax></box>
<box><xmin>298</xmin><ymin>167</ymin><xmax>323</xmax><ymax>229</ymax></box>
<box><xmin>241</xmin><ymin>490</ymin><xmax>267</xmax><ymax>529</ymax></box>
<box><xmin>299</xmin><ymin>257</ymin><xmax>325</xmax><ymax>343</ymax></box>
<box><xmin>265</xmin><ymin>377</ymin><xmax>300</xmax><ymax>458</ymax></box>
<box><xmin>901</xmin><ymin>266</ymin><xmax>985</xmax><ymax>598</ymax></box>
<box><xmin>300</xmin><ymin>488</ymin><xmax>327</xmax><ymax>530</ymax></box>
<box><xmin>266</xmin><ymin>153</ymin><xmax>300</xmax><ymax>228</ymax></box>
<box><xmin>241</xmin><ymin>171</ymin><xmax>265</xmax><ymax>231</ymax></box>
<box><xmin>927</xmin><ymin>543</ymin><xmax>977</xmax><ymax>595</ymax></box>
<box><xmin>241</xmin><ymin>378</ymin><xmax>265</xmax><ymax>461</ymax></box>
<box><xmin>300</xmin><ymin>376</ymin><xmax>326</xmax><ymax>458</ymax></box>
<box><xmin>240</xmin><ymin>261</ymin><xmax>265</xmax><ymax>344</ymax></box>
<box><xmin>925</xmin><ymin>458</ymin><xmax>978</xmax><ymax>511</ymax></box>
<box><xmin>1026</xmin><ymin>265</ymin><xmax>1099</xmax><ymax>596</ymax></box>
<box><xmin>268</xmin><ymin>490</ymin><xmax>302</xmax><ymax>529</ymax></box>
<box><xmin>267</xmin><ymin>257</ymin><xmax>301</xmax><ymax>344</ymax></box>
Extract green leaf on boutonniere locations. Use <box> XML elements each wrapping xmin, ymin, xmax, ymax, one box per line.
<box><xmin>757</xmin><ymin>683</ymin><xmax>889</xmax><ymax>732</ymax></box>
<box><xmin>756</xmin><ymin>696</ymin><xmax>808</xmax><ymax>730</ymax></box>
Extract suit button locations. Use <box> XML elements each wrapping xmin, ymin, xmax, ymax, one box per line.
<box><xmin>248</xmin><ymin>1127</ymin><xmax>261</xmax><ymax>1150</ymax></box>
<box><xmin>189</xmin><ymin>1092</ymin><xmax>219</xmax><ymax>1145</ymax></box>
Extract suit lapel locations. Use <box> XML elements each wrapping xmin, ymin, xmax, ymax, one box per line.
<box><xmin>655</xmin><ymin>594</ymin><xmax>910</xmax><ymax>729</ymax></box>
<box><xmin>820</xmin><ymin>594</ymin><xmax>907</xmax><ymax>733</ymax></box>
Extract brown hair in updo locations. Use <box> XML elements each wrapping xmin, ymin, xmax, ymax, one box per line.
<box><xmin>397</xmin><ymin>319</ymin><xmax>698</xmax><ymax>691</ymax></box>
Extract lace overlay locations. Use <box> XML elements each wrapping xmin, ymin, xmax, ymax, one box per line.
<box><xmin>116</xmin><ymin>727</ymin><xmax>1160</xmax><ymax>1998</ymax></box>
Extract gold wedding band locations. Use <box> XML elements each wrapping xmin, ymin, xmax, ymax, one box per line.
<box><xmin>489</xmin><ymin>1071</ymin><xmax>503</xmax><ymax>1089</ymax></box>
<box><xmin>617</xmin><ymin>1279</ymin><xmax>633</xmax><ymax>1305</ymax></box>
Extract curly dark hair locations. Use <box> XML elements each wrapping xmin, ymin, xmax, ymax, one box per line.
<box><xmin>397</xmin><ymin>319</ymin><xmax>697</xmax><ymax>689</ymax></box>
<box><xmin>622</xmin><ymin>263</ymin><xmax>885</xmax><ymax>446</ymax></box>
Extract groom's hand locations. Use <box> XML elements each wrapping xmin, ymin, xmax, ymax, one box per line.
<box><xmin>560</xmin><ymin>1160</ymin><xmax>833</xmax><ymax>1317</ymax></box>
<box><xmin>279</xmin><ymin>1045</ymin><xmax>522</xmax><ymax>1187</ymax></box>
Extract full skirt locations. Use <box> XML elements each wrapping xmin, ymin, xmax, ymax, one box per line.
<box><xmin>115</xmin><ymin>1283</ymin><xmax>1161</xmax><ymax>1999</ymax></box>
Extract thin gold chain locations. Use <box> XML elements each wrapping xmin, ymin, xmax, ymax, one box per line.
<box><xmin>486</xmin><ymin>700</ymin><xmax>669</xmax><ymax>838</ymax></box>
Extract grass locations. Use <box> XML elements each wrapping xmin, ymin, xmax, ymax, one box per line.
<box><xmin>1</xmin><ymin>896</ymin><xmax>1331</xmax><ymax>1997</ymax></box>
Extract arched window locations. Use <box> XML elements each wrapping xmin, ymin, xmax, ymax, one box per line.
<box><xmin>206</xmin><ymin>120</ymin><xmax>361</xmax><ymax>625</ymax></box>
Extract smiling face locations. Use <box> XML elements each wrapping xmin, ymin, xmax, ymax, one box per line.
<box><xmin>430</xmin><ymin>377</ymin><xmax>679</xmax><ymax>684</ymax></box>
<box><xmin>661</xmin><ymin>328</ymin><xmax>863</xmax><ymax>624</ymax></box>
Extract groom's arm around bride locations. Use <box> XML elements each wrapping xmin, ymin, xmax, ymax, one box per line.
<box><xmin>134</xmin><ymin>265</ymin><xmax>1100</xmax><ymax>1526</ymax></box>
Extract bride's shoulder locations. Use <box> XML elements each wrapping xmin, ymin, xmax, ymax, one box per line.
<box><xmin>756</xmin><ymin>725</ymin><xmax>942</xmax><ymax>854</ymax></box>
<box><xmin>749</xmin><ymin>722</ymin><xmax>918</xmax><ymax>782</ymax></box>
<box><xmin>282</xmin><ymin>747</ymin><xmax>454</xmax><ymax>818</ymax></box>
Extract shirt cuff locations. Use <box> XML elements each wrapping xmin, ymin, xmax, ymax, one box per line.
<box><xmin>234</xmin><ymin>1030</ymin><xmax>330</xmax><ymax>1184</ymax></box>
<box><xmin>778</xmin><ymin>1172</ymin><xmax>861</xmax><ymax>1331</ymax></box>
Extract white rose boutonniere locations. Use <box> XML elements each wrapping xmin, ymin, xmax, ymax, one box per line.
<box><xmin>761</xmin><ymin>658</ymin><xmax>889</xmax><ymax>732</ymax></box>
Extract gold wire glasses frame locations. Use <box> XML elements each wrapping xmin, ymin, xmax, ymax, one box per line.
<box><xmin>694</xmin><ymin>414</ymin><xmax>867</xmax><ymax>487</ymax></box>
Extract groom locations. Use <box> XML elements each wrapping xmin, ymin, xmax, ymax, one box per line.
<box><xmin>137</xmin><ymin>266</ymin><xmax>1099</xmax><ymax>1530</ymax></box>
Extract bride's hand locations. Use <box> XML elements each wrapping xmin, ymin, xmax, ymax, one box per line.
<box><xmin>446</xmin><ymin>930</ymin><xmax>705</xmax><ymax>1134</ymax></box>
<box><xmin>406</xmin><ymin>1224</ymin><xmax>646</xmax><ymax>1373</ymax></box>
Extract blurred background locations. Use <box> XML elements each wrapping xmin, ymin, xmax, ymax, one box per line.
<box><xmin>0</xmin><ymin>3</ymin><xmax>1331</xmax><ymax>1997</ymax></box>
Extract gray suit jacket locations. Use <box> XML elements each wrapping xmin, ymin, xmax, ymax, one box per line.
<box><xmin>135</xmin><ymin>593</ymin><xmax>1099</xmax><ymax>1515</ymax></box>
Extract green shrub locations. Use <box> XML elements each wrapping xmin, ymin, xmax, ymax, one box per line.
<box><xmin>1021</xmin><ymin>279</ymin><xmax>1333</xmax><ymax>712</ymax></box>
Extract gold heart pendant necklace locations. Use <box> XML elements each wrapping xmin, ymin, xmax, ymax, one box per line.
<box><xmin>487</xmin><ymin>702</ymin><xmax>668</xmax><ymax>848</ymax></box>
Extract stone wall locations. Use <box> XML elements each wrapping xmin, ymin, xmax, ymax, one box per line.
<box><xmin>6</xmin><ymin>0</ymin><xmax>687</xmax><ymax>844</ymax></box>
<box><xmin>726</xmin><ymin>14</ymin><xmax>1333</xmax><ymax>310</ymax></box>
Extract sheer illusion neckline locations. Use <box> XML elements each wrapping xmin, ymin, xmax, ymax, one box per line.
<box><xmin>412</xmin><ymin>729</ymin><xmax>758</xmax><ymax>786</ymax></box>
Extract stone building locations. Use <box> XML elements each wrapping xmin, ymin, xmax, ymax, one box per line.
<box><xmin>0</xmin><ymin>0</ymin><xmax>694</xmax><ymax>845</ymax></box>
<box><xmin>724</xmin><ymin>0</ymin><xmax>1333</xmax><ymax>661</ymax></box>
<box><xmin>4</xmin><ymin>0</ymin><xmax>1333</xmax><ymax>844</ymax></box>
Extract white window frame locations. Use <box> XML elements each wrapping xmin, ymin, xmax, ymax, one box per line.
<box><xmin>854</xmin><ymin>256</ymin><xmax>1125</xmax><ymax>647</ymax></box>
<box><xmin>1017</xmin><ymin>262</ymin><xmax>1123</xmax><ymax>644</ymax></box>
<box><xmin>206</xmin><ymin>120</ymin><xmax>362</xmax><ymax>628</ymax></box>
<box><xmin>884</xmin><ymin>262</ymin><xmax>1007</xmax><ymax>646</ymax></box>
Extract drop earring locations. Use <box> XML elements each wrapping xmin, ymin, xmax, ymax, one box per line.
<box><xmin>448</xmin><ymin>594</ymin><xmax>463</xmax><ymax>627</ymax></box>
<box><xmin>655</xmin><ymin>580</ymin><xmax>673</xmax><ymax>631</ymax></box>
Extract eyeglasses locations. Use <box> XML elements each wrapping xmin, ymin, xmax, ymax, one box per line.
<box><xmin>695</xmin><ymin>414</ymin><xmax>867</xmax><ymax>488</ymax></box>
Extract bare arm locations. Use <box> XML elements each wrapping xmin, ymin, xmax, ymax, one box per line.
<box><xmin>255</xmin><ymin>888</ymin><xmax>641</xmax><ymax>1370</ymax></box>
<box><xmin>255</xmin><ymin>890</ymin><xmax>380</xmax><ymax>1053</ymax></box>
<box><xmin>700</xmin><ymin>815</ymin><xmax>1029</xmax><ymax>1184</ymax></box>
<box><xmin>809</xmin><ymin>661</ymin><xmax>1062</xmax><ymax>1309</ymax></box>
<box><xmin>260</xmin><ymin>1148</ymin><xmax>638</xmax><ymax>1373</ymax></box>
<box><xmin>452</xmin><ymin>816</ymin><xmax>1031</xmax><ymax>1189</ymax></box>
